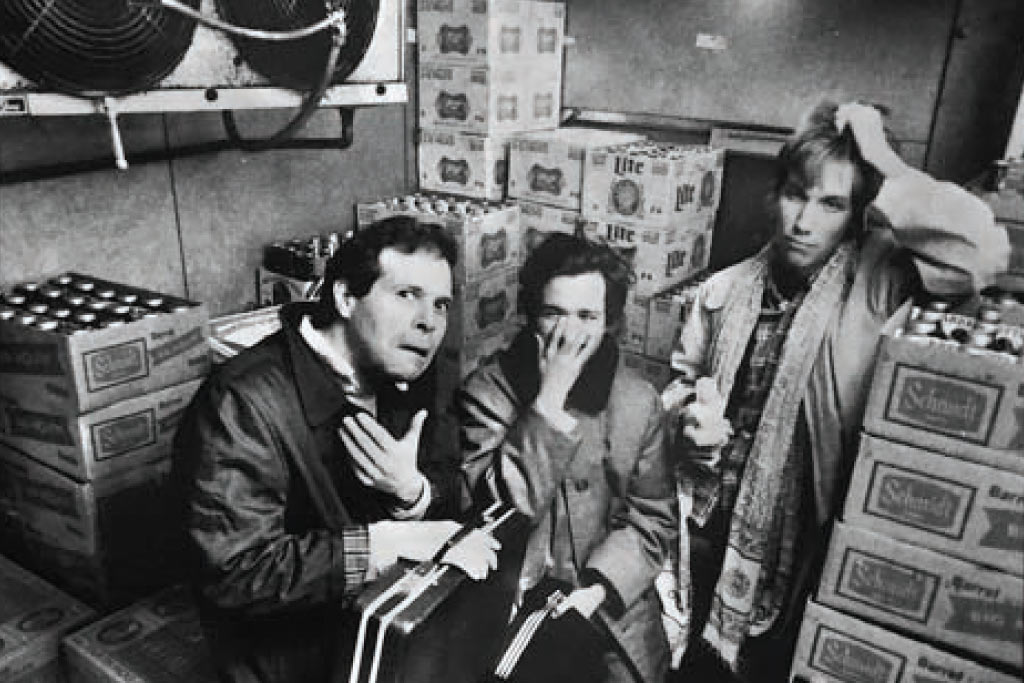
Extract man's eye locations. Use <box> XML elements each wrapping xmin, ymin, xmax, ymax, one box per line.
<box><xmin>823</xmin><ymin>200</ymin><xmax>848</xmax><ymax>212</ymax></box>
<box><xmin>435</xmin><ymin>300</ymin><xmax>450</xmax><ymax>314</ymax></box>
<box><xmin>398</xmin><ymin>290</ymin><xmax>417</xmax><ymax>300</ymax></box>
<box><xmin>579</xmin><ymin>312</ymin><xmax>600</xmax><ymax>322</ymax></box>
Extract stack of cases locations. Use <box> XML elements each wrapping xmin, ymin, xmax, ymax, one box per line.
<box><xmin>0</xmin><ymin>273</ymin><xmax>209</xmax><ymax>609</ymax></box>
<box><xmin>0</xmin><ymin>554</ymin><xmax>95</xmax><ymax>683</ymax></box>
<box><xmin>791</xmin><ymin>299</ymin><xmax>1024</xmax><ymax>682</ymax></box>
<box><xmin>578</xmin><ymin>141</ymin><xmax>725</xmax><ymax>388</ymax></box>
<box><xmin>417</xmin><ymin>0</ymin><xmax>566</xmax><ymax>201</ymax></box>
<box><xmin>507</xmin><ymin>127</ymin><xmax>645</xmax><ymax>261</ymax></box>
<box><xmin>62</xmin><ymin>584</ymin><xmax>218</xmax><ymax>682</ymax></box>
<box><xmin>356</xmin><ymin>194</ymin><xmax>521</xmax><ymax>413</ymax></box>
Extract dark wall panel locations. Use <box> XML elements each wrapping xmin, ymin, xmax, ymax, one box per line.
<box><xmin>564</xmin><ymin>0</ymin><xmax>956</xmax><ymax>142</ymax></box>
<box><xmin>926</xmin><ymin>0</ymin><xmax>1024</xmax><ymax>183</ymax></box>
<box><xmin>170</xmin><ymin>106</ymin><xmax>408</xmax><ymax>314</ymax></box>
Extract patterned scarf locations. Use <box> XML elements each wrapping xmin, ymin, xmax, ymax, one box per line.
<box><xmin>701</xmin><ymin>240</ymin><xmax>856</xmax><ymax>667</ymax></box>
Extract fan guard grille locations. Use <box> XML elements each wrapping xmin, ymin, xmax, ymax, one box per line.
<box><xmin>214</xmin><ymin>0</ymin><xmax>380</xmax><ymax>91</ymax></box>
<box><xmin>0</xmin><ymin>0</ymin><xmax>200</xmax><ymax>96</ymax></box>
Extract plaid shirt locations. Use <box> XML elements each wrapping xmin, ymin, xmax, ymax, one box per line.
<box><xmin>717</xmin><ymin>280</ymin><xmax>806</xmax><ymax>515</ymax></box>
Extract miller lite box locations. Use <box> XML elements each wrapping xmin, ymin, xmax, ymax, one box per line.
<box><xmin>517</xmin><ymin>200</ymin><xmax>583</xmax><ymax>262</ymax></box>
<box><xmin>790</xmin><ymin>601</ymin><xmax>1019</xmax><ymax>683</ymax></box>
<box><xmin>817</xmin><ymin>522</ymin><xmax>1023</xmax><ymax>670</ymax></box>
<box><xmin>0</xmin><ymin>274</ymin><xmax>209</xmax><ymax>416</ymax></box>
<box><xmin>419</xmin><ymin>129</ymin><xmax>510</xmax><ymax>201</ymax></box>
<box><xmin>861</xmin><ymin>302</ymin><xmax>1024</xmax><ymax>475</ymax></box>
<box><xmin>843</xmin><ymin>434</ymin><xmax>1023</xmax><ymax>577</ymax></box>
<box><xmin>445</xmin><ymin>268</ymin><xmax>519</xmax><ymax>349</ymax></box>
<box><xmin>0</xmin><ymin>554</ymin><xmax>95</xmax><ymax>683</ymax></box>
<box><xmin>418</xmin><ymin>61</ymin><xmax>561</xmax><ymax>135</ymax></box>
<box><xmin>256</xmin><ymin>267</ymin><xmax>318</xmax><ymax>307</ymax></box>
<box><xmin>507</xmin><ymin>128</ymin><xmax>645</xmax><ymax>211</ymax></box>
<box><xmin>581</xmin><ymin>143</ymin><xmax>725</xmax><ymax>229</ymax></box>
<box><xmin>0</xmin><ymin>443</ymin><xmax>180</xmax><ymax>608</ymax></box>
<box><xmin>0</xmin><ymin>379</ymin><xmax>200</xmax><ymax>483</ymax></box>
<box><xmin>584</xmin><ymin>219</ymin><xmax>712</xmax><ymax>297</ymax></box>
<box><xmin>62</xmin><ymin>585</ymin><xmax>217</xmax><ymax>683</ymax></box>
<box><xmin>417</xmin><ymin>0</ymin><xmax>565</xmax><ymax>66</ymax></box>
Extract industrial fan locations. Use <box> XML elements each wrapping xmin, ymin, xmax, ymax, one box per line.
<box><xmin>0</xmin><ymin>0</ymin><xmax>200</xmax><ymax>96</ymax></box>
<box><xmin>213</xmin><ymin>0</ymin><xmax>381</xmax><ymax>90</ymax></box>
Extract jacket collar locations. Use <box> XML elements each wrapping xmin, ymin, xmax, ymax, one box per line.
<box><xmin>279</xmin><ymin>303</ymin><xmax>358</xmax><ymax>427</ymax></box>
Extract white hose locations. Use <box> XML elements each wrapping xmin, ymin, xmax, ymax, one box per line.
<box><xmin>152</xmin><ymin>0</ymin><xmax>346</xmax><ymax>42</ymax></box>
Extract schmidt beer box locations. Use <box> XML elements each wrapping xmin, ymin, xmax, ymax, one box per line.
<box><xmin>0</xmin><ymin>379</ymin><xmax>200</xmax><ymax>483</ymax></box>
<box><xmin>581</xmin><ymin>142</ymin><xmax>725</xmax><ymax>228</ymax></box>
<box><xmin>0</xmin><ymin>441</ymin><xmax>173</xmax><ymax>563</ymax></box>
<box><xmin>418</xmin><ymin>60</ymin><xmax>562</xmax><ymax>135</ymax></box>
<box><xmin>518</xmin><ymin>200</ymin><xmax>582</xmax><ymax>262</ymax></box>
<box><xmin>417</xmin><ymin>0</ymin><xmax>565</xmax><ymax>65</ymax></box>
<box><xmin>844</xmin><ymin>434</ymin><xmax>1023</xmax><ymax>577</ymax></box>
<box><xmin>63</xmin><ymin>585</ymin><xmax>217</xmax><ymax>683</ymax></box>
<box><xmin>0</xmin><ymin>274</ymin><xmax>209</xmax><ymax>416</ymax></box>
<box><xmin>419</xmin><ymin>129</ymin><xmax>510</xmax><ymax>202</ymax></box>
<box><xmin>508</xmin><ymin>128</ymin><xmax>645</xmax><ymax>211</ymax></box>
<box><xmin>861</xmin><ymin>303</ymin><xmax>1024</xmax><ymax>475</ymax></box>
<box><xmin>818</xmin><ymin>522</ymin><xmax>1023</xmax><ymax>670</ymax></box>
<box><xmin>0</xmin><ymin>554</ymin><xmax>95</xmax><ymax>683</ymax></box>
<box><xmin>445</xmin><ymin>267</ymin><xmax>519</xmax><ymax>349</ymax></box>
<box><xmin>790</xmin><ymin>601</ymin><xmax>1019</xmax><ymax>683</ymax></box>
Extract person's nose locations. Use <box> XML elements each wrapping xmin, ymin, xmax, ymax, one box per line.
<box><xmin>413</xmin><ymin>302</ymin><xmax>440</xmax><ymax>334</ymax></box>
<box><xmin>790</xmin><ymin>202</ymin><xmax>811</xmax><ymax>236</ymax></box>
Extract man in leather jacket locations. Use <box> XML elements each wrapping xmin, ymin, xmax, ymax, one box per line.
<box><xmin>173</xmin><ymin>216</ymin><xmax>499</xmax><ymax>683</ymax></box>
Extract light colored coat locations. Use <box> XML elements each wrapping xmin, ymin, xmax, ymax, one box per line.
<box><xmin>458</xmin><ymin>355</ymin><xmax>677</xmax><ymax>683</ymax></box>
<box><xmin>673</xmin><ymin>169</ymin><xmax>1008</xmax><ymax>525</ymax></box>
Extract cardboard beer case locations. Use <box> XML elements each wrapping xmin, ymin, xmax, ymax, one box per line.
<box><xmin>353</xmin><ymin>196</ymin><xmax>521</xmax><ymax>285</ymax></box>
<box><xmin>418</xmin><ymin>61</ymin><xmax>562</xmax><ymax>135</ymax></box>
<box><xmin>645</xmin><ymin>278</ymin><xmax>704</xmax><ymax>363</ymax></box>
<box><xmin>507</xmin><ymin>128</ymin><xmax>645</xmax><ymax>211</ymax></box>
<box><xmin>0</xmin><ymin>275</ymin><xmax>209</xmax><ymax>416</ymax></box>
<box><xmin>0</xmin><ymin>379</ymin><xmax>200</xmax><ymax>483</ymax></box>
<box><xmin>790</xmin><ymin>601</ymin><xmax>1019</xmax><ymax>683</ymax></box>
<box><xmin>418</xmin><ymin>129</ymin><xmax>510</xmax><ymax>202</ymax></box>
<box><xmin>861</xmin><ymin>302</ymin><xmax>1024</xmax><ymax>475</ymax></box>
<box><xmin>584</xmin><ymin>218</ymin><xmax>713</xmax><ymax>297</ymax></box>
<box><xmin>581</xmin><ymin>143</ymin><xmax>725</xmax><ymax>229</ymax></box>
<box><xmin>844</xmin><ymin>433</ymin><xmax>1024</xmax><ymax>577</ymax></box>
<box><xmin>0</xmin><ymin>554</ymin><xmax>95</xmax><ymax>683</ymax></box>
<box><xmin>62</xmin><ymin>585</ymin><xmax>217</xmax><ymax>683</ymax></box>
<box><xmin>0</xmin><ymin>443</ymin><xmax>180</xmax><ymax>608</ymax></box>
<box><xmin>445</xmin><ymin>268</ymin><xmax>520</xmax><ymax>349</ymax></box>
<box><xmin>818</xmin><ymin>522</ymin><xmax>1023</xmax><ymax>670</ymax></box>
<box><xmin>416</xmin><ymin>0</ymin><xmax>565</xmax><ymax>66</ymax></box>
<box><xmin>516</xmin><ymin>200</ymin><xmax>582</xmax><ymax>262</ymax></box>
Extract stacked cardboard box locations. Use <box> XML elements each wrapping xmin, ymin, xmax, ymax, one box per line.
<box><xmin>507</xmin><ymin>127</ymin><xmax>645</xmax><ymax>262</ymax></box>
<box><xmin>417</xmin><ymin>0</ymin><xmax>566</xmax><ymax>201</ymax></box>
<box><xmin>62</xmin><ymin>585</ymin><xmax>217</xmax><ymax>683</ymax></box>
<box><xmin>0</xmin><ymin>273</ymin><xmax>209</xmax><ymax>608</ymax></box>
<box><xmin>792</xmin><ymin>300</ymin><xmax>1024</xmax><ymax>680</ymax></box>
<box><xmin>0</xmin><ymin>554</ymin><xmax>95</xmax><ymax>683</ymax></box>
<box><xmin>576</xmin><ymin>141</ymin><xmax>724</xmax><ymax>378</ymax></box>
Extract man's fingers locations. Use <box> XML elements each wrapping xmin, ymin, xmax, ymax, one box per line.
<box><xmin>340</xmin><ymin>417</ymin><xmax>387</xmax><ymax>458</ymax></box>
<box><xmin>403</xmin><ymin>409</ymin><xmax>429</xmax><ymax>445</ymax></box>
<box><xmin>351</xmin><ymin>412</ymin><xmax>392</xmax><ymax>451</ymax></box>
